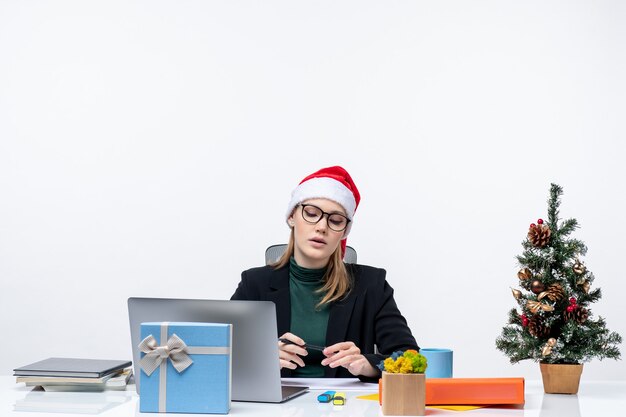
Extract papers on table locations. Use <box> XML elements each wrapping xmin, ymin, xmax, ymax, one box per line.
<box><xmin>282</xmin><ymin>377</ymin><xmax>378</xmax><ymax>391</ymax></box>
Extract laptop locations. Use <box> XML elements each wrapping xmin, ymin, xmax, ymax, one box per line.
<box><xmin>127</xmin><ymin>297</ymin><xmax>308</xmax><ymax>403</ymax></box>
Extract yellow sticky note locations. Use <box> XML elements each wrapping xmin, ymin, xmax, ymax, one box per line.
<box><xmin>355</xmin><ymin>394</ymin><xmax>488</xmax><ymax>412</ymax></box>
<box><xmin>429</xmin><ymin>405</ymin><xmax>488</xmax><ymax>411</ymax></box>
<box><xmin>356</xmin><ymin>393</ymin><xmax>379</xmax><ymax>401</ymax></box>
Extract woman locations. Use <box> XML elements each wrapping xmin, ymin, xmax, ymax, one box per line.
<box><xmin>231</xmin><ymin>166</ymin><xmax>418</xmax><ymax>381</ymax></box>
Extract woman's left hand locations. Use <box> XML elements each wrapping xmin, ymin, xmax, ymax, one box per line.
<box><xmin>321</xmin><ymin>341</ymin><xmax>378</xmax><ymax>377</ymax></box>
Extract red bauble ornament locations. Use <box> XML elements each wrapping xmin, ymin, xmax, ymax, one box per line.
<box><xmin>537</xmin><ymin>219</ymin><xmax>544</xmax><ymax>224</ymax></box>
<box><xmin>521</xmin><ymin>314</ymin><xmax>529</xmax><ymax>327</ymax></box>
<box><xmin>566</xmin><ymin>305</ymin><xmax>575</xmax><ymax>313</ymax></box>
<box><xmin>530</xmin><ymin>223</ymin><xmax>536</xmax><ymax>228</ymax></box>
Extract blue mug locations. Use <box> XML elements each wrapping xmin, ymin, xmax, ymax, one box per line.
<box><xmin>421</xmin><ymin>348</ymin><xmax>453</xmax><ymax>378</ymax></box>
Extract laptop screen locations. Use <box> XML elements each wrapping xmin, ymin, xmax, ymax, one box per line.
<box><xmin>128</xmin><ymin>297</ymin><xmax>302</xmax><ymax>402</ymax></box>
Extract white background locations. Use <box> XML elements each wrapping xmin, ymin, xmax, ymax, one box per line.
<box><xmin>1</xmin><ymin>1</ymin><xmax>625</xmax><ymax>380</ymax></box>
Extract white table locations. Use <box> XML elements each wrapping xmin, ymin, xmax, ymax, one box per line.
<box><xmin>1</xmin><ymin>376</ymin><xmax>624</xmax><ymax>416</ymax></box>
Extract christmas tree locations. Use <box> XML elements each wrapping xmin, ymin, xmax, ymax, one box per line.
<box><xmin>496</xmin><ymin>184</ymin><xmax>622</xmax><ymax>364</ymax></box>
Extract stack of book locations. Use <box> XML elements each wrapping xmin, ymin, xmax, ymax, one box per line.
<box><xmin>14</xmin><ymin>357</ymin><xmax>133</xmax><ymax>392</ymax></box>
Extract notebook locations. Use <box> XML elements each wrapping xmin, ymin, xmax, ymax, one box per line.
<box><xmin>127</xmin><ymin>297</ymin><xmax>309</xmax><ymax>403</ymax></box>
<box><xmin>13</xmin><ymin>358</ymin><xmax>131</xmax><ymax>378</ymax></box>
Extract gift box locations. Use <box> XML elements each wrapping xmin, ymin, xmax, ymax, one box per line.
<box><xmin>426</xmin><ymin>377</ymin><xmax>525</xmax><ymax>405</ymax></box>
<box><xmin>139</xmin><ymin>322</ymin><xmax>232</xmax><ymax>414</ymax></box>
<box><xmin>379</xmin><ymin>377</ymin><xmax>525</xmax><ymax>407</ymax></box>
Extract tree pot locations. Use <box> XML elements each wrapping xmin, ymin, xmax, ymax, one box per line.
<box><xmin>539</xmin><ymin>362</ymin><xmax>583</xmax><ymax>394</ymax></box>
<box><xmin>381</xmin><ymin>371</ymin><xmax>426</xmax><ymax>416</ymax></box>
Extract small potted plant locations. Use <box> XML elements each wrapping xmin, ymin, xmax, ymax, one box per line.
<box><xmin>378</xmin><ymin>350</ymin><xmax>428</xmax><ymax>416</ymax></box>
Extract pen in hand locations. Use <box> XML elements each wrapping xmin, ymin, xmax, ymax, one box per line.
<box><xmin>278</xmin><ymin>338</ymin><xmax>326</xmax><ymax>352</ymax></box>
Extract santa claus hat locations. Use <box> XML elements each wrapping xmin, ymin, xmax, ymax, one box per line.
<box><xmin>286</xmin><ymin>166</ymin><xmax>360</xmax><ymax>255</ymax></box>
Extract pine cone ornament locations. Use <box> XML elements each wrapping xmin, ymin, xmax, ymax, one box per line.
<box><xmin>564</xmin><ymin>306</ymin><xmax>589</xmax><ymax>324</ymax></box>
<box><xmin>538</xmin><ymin>283</ymin><xmax>565</xmax><ymax>302</ymax></box>
<box><xmin>528</xmin><ymin>223</ymin><xmax>551</xmax><ymax>247</ymax></box>
<box><xmin>528</xmin><ymin>315</ymin><xmax>550</xmax><ymax>338</ymax></box>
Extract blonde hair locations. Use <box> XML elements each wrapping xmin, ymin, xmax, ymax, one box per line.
<box><xmin>273</xmin><ymin>228</ymin><xmax>352</xmax><ymax>307</ymax></box>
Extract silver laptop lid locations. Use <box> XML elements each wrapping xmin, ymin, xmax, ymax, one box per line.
<box><xmin>128</xmin><ymin>297</ymin><xmax>300</xmax><ymax>403</ymax></box>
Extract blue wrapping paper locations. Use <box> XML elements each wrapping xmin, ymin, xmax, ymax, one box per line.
<box><xmin>139</xmin><ymin>322</ymin><xmax>231</xmax><ymax>414</ymax></box>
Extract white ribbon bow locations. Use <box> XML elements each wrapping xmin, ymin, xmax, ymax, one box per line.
<box><xmin>138</xmin><ymin>333</ymin><xmax>193</xmax><ymax>376</ymax></box>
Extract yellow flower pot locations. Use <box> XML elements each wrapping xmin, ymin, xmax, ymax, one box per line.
<box><xmin>381</xmin><ymin>371</ymin><xmax>426</xmax><ymax>416</ymax></box>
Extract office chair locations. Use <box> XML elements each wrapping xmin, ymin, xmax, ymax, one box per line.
<box><xmin>265</xmin><ymin>244</ymin><xmax>357</xmax><ymax>265</ymax></box>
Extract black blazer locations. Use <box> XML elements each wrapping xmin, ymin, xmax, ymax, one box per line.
<box><xmin>231</xmin><ymin>263</ymin><xmax>419</xmax><ymax>380</ymax></box>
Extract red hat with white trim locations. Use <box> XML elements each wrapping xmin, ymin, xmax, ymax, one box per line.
<box><xmin>286</xmin><ymin>166</ymin><xmax>360</xmax><ymax>256</ymax></box>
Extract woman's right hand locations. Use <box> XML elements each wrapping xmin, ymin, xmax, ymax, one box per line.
<box><xmin>278</xmin><ymin>332</ymin><xmax>307</xmax><ymax>370</ymax></box>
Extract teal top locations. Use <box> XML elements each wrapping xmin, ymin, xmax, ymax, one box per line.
<box><xmin>289</xmin><ymin>257</ymin><xmax>330</xmax><ymax>377</ymax></box>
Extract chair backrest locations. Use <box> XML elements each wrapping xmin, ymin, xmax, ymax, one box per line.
<box><xmin>265</xmin><ymin>244</ymin><xmax>357</xmax><ymax>265</ymax></box>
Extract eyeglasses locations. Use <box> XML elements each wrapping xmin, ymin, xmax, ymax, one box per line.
<box><xmin>298</xmin><ymin>204</ymin><xmax>351</xmax><ymax>232</ymax></box>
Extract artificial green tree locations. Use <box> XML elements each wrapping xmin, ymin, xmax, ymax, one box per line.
<box><xmin>496</xmin><ymin>184</ymin><xmax>621</xmax><ymax>364</ymax></box>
